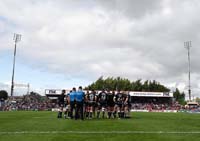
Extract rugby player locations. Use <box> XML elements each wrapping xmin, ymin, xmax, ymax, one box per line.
<box><xmin>115</xmin><ymin>90</ymin><xmax>126</xmax><ymax>118</ymax></box>
<box><xmin>64</xmin><ymin>90</ymin><xmax>71</xmax><ymax>119</ymax></box>
<box><xmin>84</xmin><ymin>90</ymin><xmax>90</xmax><ymax>119</ymax></box>
<box><xmin>124</xmin><ymin>92</ymin><xmax>131</xmax><ymax>118</ymax></box>
<box><xmin>97</xmin><ymin>89</ymin><xmax>107</xmax><ymax>118</ymax></box>
<box><xmin>107</xmin><ymin>90</ymin><xmax>115</xmax><ymax>119</ymax></box>
<box><xmin>86</xmin><ymin>90</ymin><xmax>96</xmax><ymax>119</ymax></box>
<box><xmin>57</xmin><ymin>89</ymin><xmax>66</xmax><ymax>118</ymax></box>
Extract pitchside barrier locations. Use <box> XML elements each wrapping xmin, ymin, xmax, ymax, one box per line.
<box><xmin>130</xmin><ymin>109</ymin><xmax>177</xmax><ymax>113</ymax></box>
<box><xmin>51</xmin><ymin>108</ymin><xmax>178</xmax><ymax>113</ymax></box>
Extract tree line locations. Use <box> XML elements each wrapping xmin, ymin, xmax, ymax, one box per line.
<box><xmin>85</xmin><ymin>76</ymin><xmax>186</xmax><ymax>104</ymax></box>
<box><xmin>85</xmin><ymin>76</ymin><xmax>170</xmax><ymax>92</ymax></box>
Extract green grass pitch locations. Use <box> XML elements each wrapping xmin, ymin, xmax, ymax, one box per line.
<box><xmin>0</xmin><ymin>111</ymin><xmax>200</xmax><ymax>141</ymax></box>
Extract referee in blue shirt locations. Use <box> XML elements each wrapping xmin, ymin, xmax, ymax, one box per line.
<box><xmin>75</xmin><ymin>86</ymin><xmax>85</xmax><ymax>120</ymax></box>
<box><xmin>69</xmin><ymin>87</ymin><xmax>76</xmax><ymax>119</ymax></box>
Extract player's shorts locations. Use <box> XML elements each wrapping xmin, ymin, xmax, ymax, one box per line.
<box><xmin>96</xmin><ymin>102</ymin><xmax>101</xmax><ymax>107</ymax></box>
<box><xmin>100</xmin><ymin>101</ymin><xmax>107</xmax><ymax>107</ymax></box>
<box><xmin>117</xmin><ymin>103</ymin><xmax>123</xmax><ymax>108</ymax></box>
<box><xmin>58</xmin><ymin>102</ymin><xmax>64</xmax><ymax>107</ymax></box>
<box><xmin>94</xmin><ymin>102</ymin><xmax>98</xmax><ymax>108</ymax></box>
<box><xmin>128</xmin><ymin>103</ymin><xmax>132</xmax><ymax>108</ymax></box>
<box><xmin>66</xmin><ymin>105</ymin><xmax>70</xmax><ymax>110</ymax></box>
<box><xmin>114</xmin><ymin>103</ymin><xmax>118</xmax><ymax>107</ymax></box>
<box><xmin>88</xmin><ymin>101</ymin><xmax>95</xmax><ymax>107</ymax></box>
<box><xmin>84</xmin><ymin>102</ymin><xmax>89</xmax><ymax>107</ymax></box>
<box><xmin>107</xmin><ymin>102</ymin><xmax>115</xmax><ymax>107</ymax></box>
<box><xmin>63</xmin><ymin>105</ymin><xmax>70</xmax><ymax>111</ymax></box>
<box><xmin>124</xmin><ymin>102</ymin><xmax>128</xmax><ymax>106</ymax></box>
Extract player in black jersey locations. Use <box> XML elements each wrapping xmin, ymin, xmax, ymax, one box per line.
<box><xmin>86</xmin><ymin>90</ymin><xmax>96</xmax><ymax>119</ymax></box>
<box><xmin>64</xmin><ymin>90</ymin><xmax>71</xmax><ymax>119</ymax></box>
<box><xmin>124</xmin><ymin>92</ymin><xmax>131</xmax><ymax>118</ymax></box>
<box><xmin>57</xmin><ymin>89</ymin><xmax>66</xmax><ymax>118</ymax></box>
<box><xmin>115</xmin><ymin>90</ymin><xmax>126</xmax><ymax>118</ymax></box>
<box><xmin>95</xmin><ymin>91</ymin><xmax>100</xmax><ymax>118</ymax></box>
<box><xmin>84</xmin><ymin>90</ymin><xmax>90</xmax><ymax>118</ymax></box>
<box><xmin>113</xmin><ymin>92</ymin><xmax>118</xmax><ymax>118</ymax></box>
<box><xmin>97</xmin><ymin>90</ymin><xmax>107</xmax><ymax>118</ymax></box>
<box><xmin>107</xmin><ymin>91</ymin><xmax>115</xmax><ymax>118</ymax></box>
<box><xmin>93</xmin><ymin>91</ymin><xmax>98</xmax><ymax>118</ymax></box>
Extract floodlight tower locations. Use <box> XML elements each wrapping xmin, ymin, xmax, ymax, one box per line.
<box><xmin>184</xmin><ymin>41</ymin><xmax>192</xmax><ymax>101</ymax></box>
<box><xmin>11</xmin><ymin>33</ymin><xmax>21</xmax><ymax>97</ymax></box>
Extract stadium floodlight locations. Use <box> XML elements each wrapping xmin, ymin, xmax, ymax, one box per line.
<box><xmin>184</xmin><ymin>41</ymin><xmax>192</xmax><ymax>101</ymax></box>
<box><xmin>11</xmin><ymin>33</ymin><xmax>22</xmax><ymax>97</ymax></box>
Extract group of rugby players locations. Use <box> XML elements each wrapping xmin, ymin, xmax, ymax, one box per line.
<box><xmin>57</xmin><ymin>86</ymin><xmax>131</xmax><ymax>120</ymax></box>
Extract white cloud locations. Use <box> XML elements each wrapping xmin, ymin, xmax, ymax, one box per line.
<box><xmin>0</xmin><ymin>0</ymin><xmax>200</xmax><ymax>97</ymax></box>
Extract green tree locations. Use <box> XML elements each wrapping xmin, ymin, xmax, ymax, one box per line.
<box><xmin>142</xmin><ymin>80</ymin><xmax>149</xmax><ymax>91</ymax></box>
<box><xmin>195</xmin><ymin>97</ymin><xmax>200</xmax><ymax>104</ymax></box>
<box><xmin>85</xmin><ymin>77</ymin><xmax>170</xmax><ymax>92</ymax></box>
<box><xmin>133</xmin><ymin>79</ymin><xmax>142</xmax><ymax>91</ymax></box>
<box><xmin>173</xmin><ymin>88</ymin><xmax>186</xmax><ymax>105</ymax></box>
<box><xmin>0</xmin><ymin>90</ymin><xmax>8</xmax><ymax>100</ymax></box>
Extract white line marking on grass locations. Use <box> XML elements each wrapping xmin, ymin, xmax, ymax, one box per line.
<box><xmin>0</xmin><ymin>131</ymin><xmax>200</xmax><ymax>134</ymax></box>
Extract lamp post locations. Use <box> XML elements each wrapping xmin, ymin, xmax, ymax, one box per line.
<box><xmin>184</xmin><ymin>41</ymin><xmax>192</xmax><ymax>101</ymax></box>
<box><xmin>10</xmin><ymin>33</ymin><xmax>21</xmax><ymax>97</ymax></box>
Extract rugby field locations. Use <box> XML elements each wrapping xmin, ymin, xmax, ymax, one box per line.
<box><xmin>0</xmin><ymin>111</ymin><xmax>200</xmax><ymax>141</ymax></box>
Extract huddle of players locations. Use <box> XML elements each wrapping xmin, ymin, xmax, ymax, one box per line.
<box><xmin>85</xmin><ymin>90</ymin><xmax>131</xmax><ymax>119</ymax></box>
<box><xmin>57</xmin><ymin>88</ymin><xmax>131</xmax><ymax>119</ymax></box>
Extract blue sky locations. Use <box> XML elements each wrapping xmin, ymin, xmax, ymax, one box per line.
<box><xmin>1</xmin><ymin>0</ymin><xmax>200</xmax><ymax>98</ymax></box>
<box><xmin>0</xmin><ymin>49</ymin><xmax>91</xmax><ymax>95</ymax></box>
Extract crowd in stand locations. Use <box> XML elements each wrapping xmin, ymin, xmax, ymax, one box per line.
<box><xmin>2</xmin><ymin>101</ymin><xmax>56</xmax><ymax>111</ymax></box>
<box><xmin>131</xmin><ymin>102</ymin><xmax>183</xmax><ymax>110</ymax></box>
<box><xmin>130</xmin><ymin>97</ymin><xmax>183</xmax><ymax>110</ymax></box>
<box><xmin>1</xmin><ymin>93</ymin><xmax>57</xmax><ymax>111</ymax></box>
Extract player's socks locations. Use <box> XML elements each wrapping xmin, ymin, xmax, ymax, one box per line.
<box><xmin>113</xmin><ymin>111</ymin><xmax>117</xmax><ymax>118</ymax></box>
<box><xmin>97</xmin><ymin>111</ymin><xmax>100</xmax><ymax>118</ymax></box>
<box><xmin>108</xmin><ymin>112</ymin><xmax>111</xmax><ymax>118</ymax></box>
<box><xmin>64</xmin><ymin>111</ymin><xmax>67</xmax><ymax>119</ymax></box>
<box><xmin>124</xmin><ymin>111</ymin><xmax>128</xmax><ymax>118</ymax></box>
<box><xmin>85</xmin><ymin>112</ymin><xmax>87</xmax><ymax>118</ymax></box>
<box><xmin>89</xmin><ymin>112</ymin><xmax>93</xmax><ymax>119</ymax></box>
<box><xmin>86</xmin><ymin>112</ymin><xmax>89</xmax><ymax>118</ymax></box>
<box><xmin>124</xmin><ymin>112</ymin><xmax>126</xmax><ymax>118</ymax></box>
<box><xmin>118</xmin><ymin>112</ymin><xmax>121</xmax><ymax>118</ymax></box>
<box><xmin>58</xmin><ymin>111</ymin><xmax>62</xmax><ymax>118</ymax></box>
<box><xmin>121</xmin><ymin>111</ymin><xmax>124</xmax><ymax>118</ymax></box>
<box><xmin>57</xmin><ymin>112</ymin><xmax>60</xmax><ymax>118</ymax></box>
<box><xmin>60</xmin><ymin>112</ymin><xmax>62</xmax><ymax>118</ymax></box>
<box><xmin>68</xmin><ymin>112</ymin><xmax>70</xmax><ymax>118</ymax></box>
<box><xmin>102</xmin><ymin>111</ymin><xmax>105</xmax><ymax>118</ymax></box>
<box><xmin>110</xmin><ymin>112</ymin><xmax>112</xmax><ymax>118</ymax></box>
